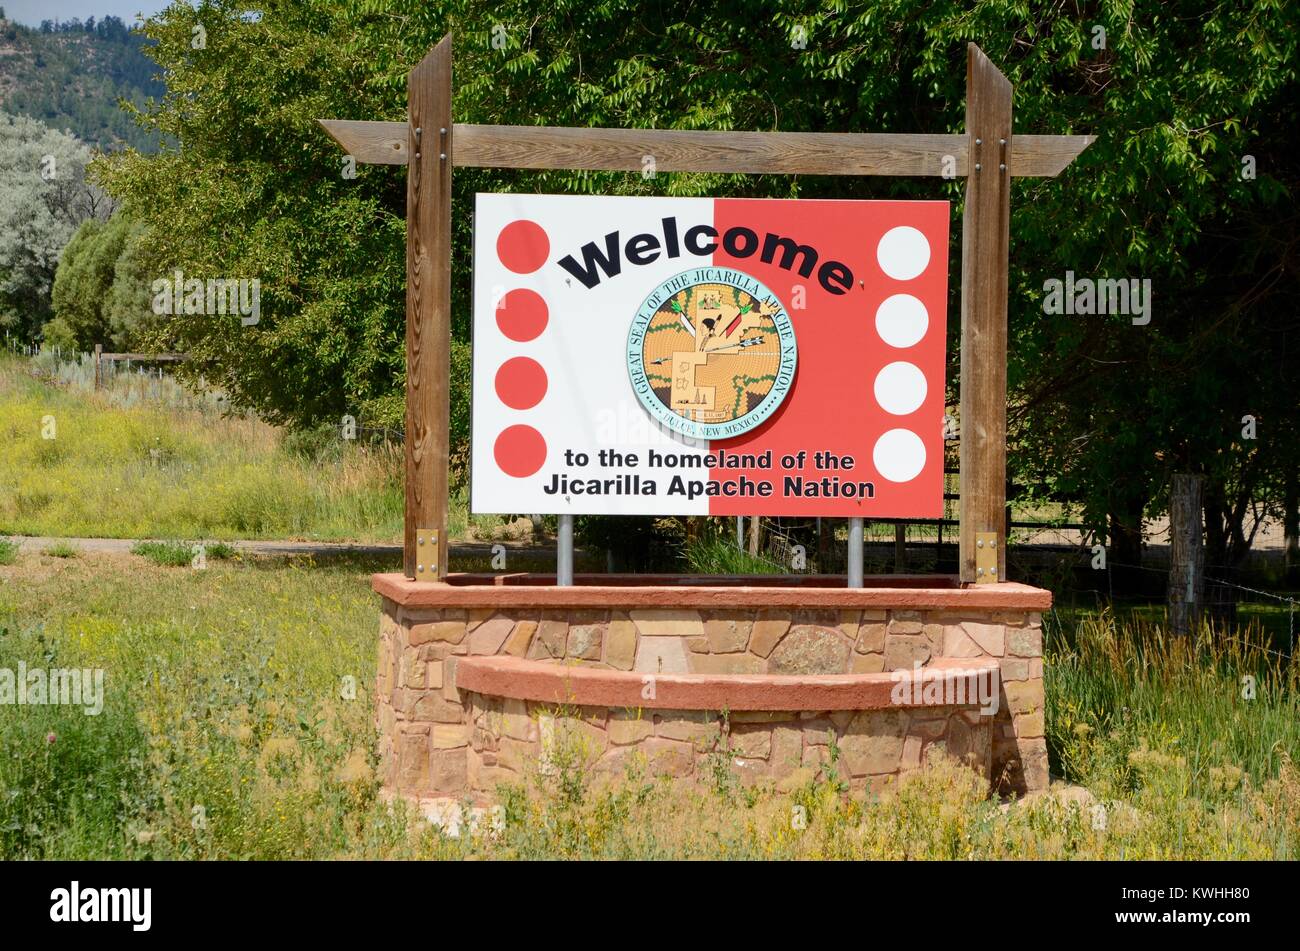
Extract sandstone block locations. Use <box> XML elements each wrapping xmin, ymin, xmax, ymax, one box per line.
<box><xmin>503</xmin><ymin>620</ymin><xmax>537</xmax><ymax>657</ymax></box>
<box><xmin>634</xmin><ymin>636</ymin><xmax>689</xmax><ymax>674</ymax></box>
<box><xmin>604</xmin><ymin>620</ymin><xmax>637</xmax><ymax>670</ymax></box>
<box><xmin>566</xmin><ymin>623</ymin><xmax>604</xmax><ymax>660</ymax></box>
<box><xmin>963</xmin><ymin>622</ymin><xmax>1005</xmax><ymax>656</ymax></box>
<box><xmin>468</xmin><ymin>616</ymin><xmax>514</xmax><ymax>655</ymax></box>
<box><xmin>629</xmin><ymin>609</ymin><xmax>703</xmax><ymax>638</ymax></box>
<box><xmin>749</xmin><ymin>615</ymin><xmax>791</xmax><ymax>657</ymax></box>
<box><xmin>409</xmin><ymin>621</ymin><xmax>466</xmax><ymax>646</ymax></box>
<box><xmin>704</xmin><ymin>617</ymin><xmax>752</xmax><ymax>653</ymax></box>
<box><xmin>768</xmin><ymin>625</ymin><xmax>850</xmax><ymax>674</ymax></box>
<box><xmin>855</xmin><ymin>622</ymin><xmax>887</xmax><ymax>653</ymax></box>
<box><xmin>608</xmin><ymin>710</ymin><xmax>652</xmax><ymax>744</ymax></box>
<box><xmin>1006</xmin><ymin>626</ymin><xmax>1043</xmax><ymax>658</ymax></box>
<box><xmin>884</xmin><ymin>634</ymin><xmax>930</xmax><ymax>670</ymax></box>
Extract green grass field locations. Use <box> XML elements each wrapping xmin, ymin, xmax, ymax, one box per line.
<box><xmin>0</xmin><ymin>354</ymin><xmax>521</xmax><ymax>543</ymax></box>
<box><xmin>1</xmin><ymin>548</ymin><xmax>1295</xmax><ymax>860</ymax></box>
<box><xmin>0</xmin><ymin>353</ymin><xmax>404</xmax><ymax>541</ymax></box>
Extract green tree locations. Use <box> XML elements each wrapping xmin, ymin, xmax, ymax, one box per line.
<box><xmin>94</xmin><ymin>0</ymin><xmax>1297</xmax><ymax>565</ymax></box>
<box><xmin>46</xmin><ymin>212</ymin><xmax>155</xmax><ymax>352</ymax></box>
<box><xmin>0</xmin><ymin>111</ymin><xmax>111</xmax><ymax>339</ymax></box>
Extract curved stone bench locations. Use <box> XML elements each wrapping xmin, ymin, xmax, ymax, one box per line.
<box><xmin>456</xmin><ymin>654</ymin><xmax>999</xmax><ymax>711</ymax></box>
<box><xmin>372</xmin><ymin>572</ymin><xmax>1050</xmax><ymax>801</ymax></box>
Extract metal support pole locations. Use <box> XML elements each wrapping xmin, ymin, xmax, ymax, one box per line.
<box><xmin>847</xmin><ymin>517</ymin><xmax>864</xmax><ymax>588</ymax></box>
<box><xmin>557</xmin><ymin>514</ymin><xmax>574</xmax><ymax>586</ymax></box>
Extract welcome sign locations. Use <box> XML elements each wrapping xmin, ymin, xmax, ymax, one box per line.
<box><xmin>471</xmin><ymin>194</ymin><xmax>949</xmax><ymax>517</ymax></box>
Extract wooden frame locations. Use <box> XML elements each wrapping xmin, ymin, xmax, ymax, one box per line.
<box><xmin>319</xmin><ymin>34</ymin><xmax>1092</xmax><ymax>584</ymax></box>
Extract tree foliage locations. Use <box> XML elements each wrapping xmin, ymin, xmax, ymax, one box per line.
<box><xmin>94</xmin><ymin>0</ymin><xmax>1298</xmax><ymax>558</ymax></box>
<box><xmin>0</xmin><ymin>111</ymin><xmax>112</xmax><ymax>340</ymax></box>
<box><xmin>48</xmin><ymin>212</ymin><xmax>153</xmax><ymax>351</ymax></box>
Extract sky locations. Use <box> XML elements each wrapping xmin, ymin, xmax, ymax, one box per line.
<box><xmin>2</xmin><ymin>1</ymin><xmax>171</xmax><ymax>27</ymax></box>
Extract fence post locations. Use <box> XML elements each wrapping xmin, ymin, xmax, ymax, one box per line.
<box><xmin>1168</xmin><ymin>473</ymin><xmax>1204</xmax><ymax>636</ymax></box>
<box><xmin>94</xmin><ymin>344</ymin><xmax>102</xmax><ymax>390</ymax></box>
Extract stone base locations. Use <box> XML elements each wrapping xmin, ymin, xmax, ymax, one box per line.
<box><xmin>372</xmin><ymin>573</ymin><xmax>1051</xmax><ymax>803</ymax></box>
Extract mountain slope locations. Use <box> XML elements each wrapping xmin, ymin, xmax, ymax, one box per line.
<box><xmin>0</xmin><ymin>14</ymin><xmax>165</xmax><ymax>151</ymax></box>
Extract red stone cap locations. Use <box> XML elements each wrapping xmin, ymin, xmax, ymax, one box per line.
<box><xmin>371</xmin><ymin>572</ymin><xmax>1051</xmax><ymax>611</ymax></box>
<box><xmin>455</xmin><ymin>654</ymin><xmax>1001</xmax><ymax>712</ymax></box>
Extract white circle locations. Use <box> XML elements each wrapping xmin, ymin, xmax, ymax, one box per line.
<box><xmin>874</xmin><ymin>362</ymin><xmax>927</xmax><ymax>416</ymax></box>
<box><xmin>876</xmin><ymin>226</ymin><xmax>931</xmax><ymax>281</ymax></box>
<box><xmin>873</xmin><ymin>428</ymin><xmax>926</xmax><ymax>483</ymax></box>
<box><xmin>875</xmin><ymin>294</ymin><xmax>929</xmax><ymax>348</ymax></box>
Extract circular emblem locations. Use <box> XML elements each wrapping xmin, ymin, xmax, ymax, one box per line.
<box><xmin>627</xmin><ymin>268</ymin><xmax>797</xmax><ymax>440</ymax></box>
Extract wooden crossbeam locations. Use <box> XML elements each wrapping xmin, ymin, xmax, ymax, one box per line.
<box><xmin>98</xmin><ymin>353</ymin><xmax>187</xmax><ymax>362</ymax></box>
<box><xmin>319</xmin><ymin>119</ymin><xmax>1091</xmax><ymax>178</ymax></box>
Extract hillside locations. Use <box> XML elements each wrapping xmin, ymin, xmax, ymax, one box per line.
<box><xmin>0</xmin><ymin>13</ymin><xmax>165</xmax><ymax>151</ymax></box>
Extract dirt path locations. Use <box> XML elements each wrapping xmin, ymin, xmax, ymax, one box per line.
<box><xmin>11</xmin><ymin>536</ymin><xmax>563</xmax><ymax>563</ymax></box>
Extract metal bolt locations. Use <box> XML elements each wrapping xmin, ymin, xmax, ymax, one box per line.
<box><xmin>440</xmin><ymin>153</ymin><xmax>447</xmax><ymax>160</ymax></box>
<box><xmin>440</xmin><ymin>127</ymin><xmax>447</xmax><ymax>135</ymax></box>
<box><xmin>975</xmin><ymin>138</ymin><xmax>982</xmax><ymax>145</ymax></box>
<box><xmin>417</xmin><ymin>564</ymin><xmax>423</xmax><ymax>572</ymax></box>
<box><xmin>975</xmin><ymin>163</ymin><xmax>982</xmax><ymax>171</ymax></box>
<box><xmin>977</xmin><ymin>539</ymin><xmax>984</xmax><ymax>548</ymax></box>
<box><xmin>999</xmin><ymin>138</ymin><xmax>1006</xmax><ymax>145</ymax></box>
<box><xmin>999</xmin><ymin>163</ymin><xmax>1006</xmax><ymax>171</ymax></box>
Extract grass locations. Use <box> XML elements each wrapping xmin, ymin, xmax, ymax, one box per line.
<box><xmin>43</xmin><ymin>542</ymin><xmax>79</xmax><ymax>559</ymax></box>
<box><xmin>0</xmin><ymin>353</ymin><xmax>404</xmax><ymax>542</ymax></box>
<box><xmin>0</xmin><ymin>354</ymin><xmax>522</xmax><ymax>544</ymax></box>
<box><xmin>0</xmin><ymin>539</ymin><xmax>17</xmax><ymax>566</ymax></box>
<box><xmin>0</xmin><ymin>552</ymin><xmax>1295</xmax><ymax>859</ymax></box>
<box><xmin>1046</xmin><ymin>609</ymin><xmax>1298</xmax><ymax>802</ymax></box>
<box><xmin>131</xmin><ymin>540</ymin><xmax>237</xmax><ymax>567</ymax></box>
<box><xmin>685</xmin><ymin>533</ymin><xmax>785</xmax><ymax>574</ymax></box>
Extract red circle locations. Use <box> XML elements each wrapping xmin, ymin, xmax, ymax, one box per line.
<box><xmin>496</xmin><ymin>220</ymin><xmax>550</xmax><ymax>273</ymax></box>
<box><xmin>495</xmin><ymin>357</ymin><xmax>548</xmax><ymax>410</ymax></box>
<box><xmin>494</xmin><ymin>425</ymin><xmax>547</xmax><ymax>478</ymax></box>
<box><xmin>496</xmin><ymin>288</ymin><xmax>548</xmax><ymax>341</ymax></box>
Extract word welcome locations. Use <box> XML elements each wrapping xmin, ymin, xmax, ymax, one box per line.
<box><xmin>1042</xmin><ymin>270</ymin><xmax>1151</xmax><ymax>325</ymax></box>
<box><xmin>50</xmin><ymin>882</ymin><xmax>151</xmax><ymax>932</ymax></box>
<box><xmin>0</xmin><ymin>663</ymin><xmax>103</xmax><ymax>716</ymax></box>
<box><xmin>558</xmin><ymin>217</ymin><xmax>855</xmax><ymax>294</ymax></box>
<box><xmin>151</xmin><ymin>269</ymin><xmax>261</xmax><ymax>325</ymax></box>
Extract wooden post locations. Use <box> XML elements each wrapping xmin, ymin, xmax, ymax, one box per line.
<box><xmin>958</xmin><ymin>44</ymin><xmax>1013</xmax><ymax>584</ymax></box>
<box><xmin>403</xmin><ymin>35</ymin><xmax>453</xmax><ymax>580</ymax></box>
<box><xmin>894</xmin><ymin>523</ymin><xmax>906</xmax><ymax>573</ymax></box>
<box><xmin>1168</xmin><ymin>473</ymin><xmax>1204</xmax><ymax>636</ymax></box>
<box><xmin>94</xmin><ymin>343</ymin><xmax>102</xmax><ymax>390</ymax></box>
